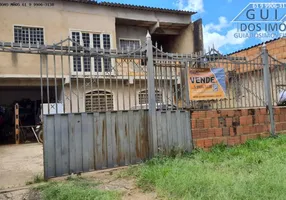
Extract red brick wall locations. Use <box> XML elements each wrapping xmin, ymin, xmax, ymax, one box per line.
<box><xmin>191</xmin><ymin>107</ymin><xmax>286</xmax><ymax>149</ymax></box>
<box><xmin>230</xmin><ymin>38</ymin><xmax>286</xmax><ymax>62</ymax></box>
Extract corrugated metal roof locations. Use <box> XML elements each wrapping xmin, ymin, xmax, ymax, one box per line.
<box><xmin>61</xmin><ymin>0</ymin><xmax>196</xmax><ymax>15</ymax></box>
<box><xmin>227</xmin><ymin>37</ymin><xmax>285</xmax><ymax>55</ymax></box>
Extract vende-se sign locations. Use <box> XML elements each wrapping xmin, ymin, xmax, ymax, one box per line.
<box><xmin>189</xmin><ymin>68</ymin><xmax>227</xmax><ymax>100</ymax></box>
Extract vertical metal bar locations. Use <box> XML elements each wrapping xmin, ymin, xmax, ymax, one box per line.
<box><xmin>127</xmin><ymin>48</ymin><xmax>131</xmax><ymax>110</ymax></box>
<box><xmin>89</xmin><ymin>47</ymin><xmax>93</xmax><ymax>112</ymax></box>
<box><xmin>68</xmin><ymin>37</ymin><xmax>73</xmax><ymax>113</ymax></box>
<box><xmin>275</xmin><ymin>61</ymin><xmax>281</xmax><ymax>105</ymax></box>
<box><xmin>40</xmin><ymin>54</ymin><xmax>44</xmax><ymax>116</ymax></box>
<box><xmin>178</xmin><ymin>58</ymin><xmax>183</xmax><ymax>109</ymax></box>
<box><xmin>83</xmin><ymin>42</ymin><xmax>86</xmax><ymax>113</ymax></box>
<box><xmin>154</xmin><ymin>49</ymin><xmax>158</xmax><ymax>108</ymax></box>
<box><xmin>96</xmin><ymin>53</ymin><xmax>100</xmax><ymax>112</ymax></box>
<box><xmin>155</xmin><ymin>42</ymin><xmax>158</xmax><ymax>104</ymax></box>
<box><xmin>160</xmin><ymin>54</ymin><xmax>163</xmax><ymax>106</ymax></box>
<box><xmin>115</xmin><ymin>51</ymin><xmax>119</xmax><ymax>111</ymax></box>
<box><xmin>157</xmin><ymin>43</ymin><xmax>162</xmax><ymax>106</ymax></box>
<box><xmin>257</xmin><ymin>58</ymin><xmax>262</xmax><ymax>107</ymax></box>
<box><xmin>133</xmin><ymin>48</ymin><xmax>137</xmax><ymax>109</ymax></box>
<box><xmin>260</xmin><ymin>57</ymin><xmax>265</xmax><ymax>107</ymax></box>
<box><xmin>109</xmin><ymin>56</ymin><xmax>112</xmax><ymax>110</ymax></box>
<box><xmin>246</xmin><ymin>61</ymin><xmax>251</xmax><ymax>107</ymax></box>
<box><xmin>241</xmin><ymin>62</ymin><xmax>246</xmax><ymax>108</ymax></box>
<box><xmin>160</xmin><ymin>46</ymin><xmax>165</xmax><ymax>107</ymax></box>
<box><xmin>53</xmin><ymin>44</ymin><xmax>58</xmax><ymax>114</ymax></box>
<box><xmin>216</xmin><ymin>52</ymin><xmax>222</xmax><ymax>109</ymax></box>
<box><xmin>169</xmin><ymin>54</ymin><xmax>173</xmax><ymax>110</ymax></box>
<box><xmin>253</xmin><ymin>61</ymin><xmax>258</xmax><ymax>107</ymax></box>
<box><xmin>121</xmin><ymin>51</ymin><xmax>125</xmax><ymax>110</ymax></box>
<box><xmin>227</xmin><ymin>56</ymin><xmax>231</xmax><ymax>108</ymax></box>
<box><xmin>174</xmin><ymin>56</ymin><xmax>178</xmax><ymax>109</ymax></box>
<box><xmin>60</xmin><ymin>40</ymin><xmax>65</xmax><ymax>113</ymax></box>
<box><xmin>46</xmin><ymin>55</ymin><xmax>50</xmax><ymax>114</ymax></box>
<box><xmin>103</xmin><ymin>52</ymin><xmax>107</xmax><ymax>111</ymax></box>
<box><xmin>262</xmin><ymin>45</ymin><xmax>275</xmax><ymax>136</ymax></box>
<box><xmin>185</xmin><ymin>60</ymin><xmax>191</xmax><ymax>109</ymax></box>
<box><xmin>146</xmin><ymin>32</ymin><xmax>157</xmax><ymax>156</ymax></box>
<box><xmin>270</xmin><ymin>58</ymin><xmax>276</xmax><ymax>105</ymax></box>
<box><xmin>165</xmin><ymin>48</ymin><xmax>169</xmax><ymax>107</ymax></box>
<box><xmin>139</xmin><ymin>49</ymin><xmax>142</xmax><ymax>110</ymax></box>
<box><xmin>75</xmin><ymin>43</ymin><xmax>80</xmax><ymax>113</ymax></box>
<box><xmin>234</xmin><ymin>62</ymin><xmax>239</xmax><ymax>109</ymax></box>
<box><xmin>144</xmin><ymin>53</ymin><xmax>148</xmax><ymax>107</ymax></box>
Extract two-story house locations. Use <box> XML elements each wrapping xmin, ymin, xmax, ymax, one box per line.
<box><xmin>0</xmin><ymin>0</ymin><xmax>203</xmax><ymax>142</ymax></box>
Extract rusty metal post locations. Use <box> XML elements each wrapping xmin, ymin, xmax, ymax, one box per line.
<box><xmin>15</xmin><ymin>103</ymin><xmax>20</xmax><ymax>144</ymax></box>
<box><xmin>146</xmin><ymin>31</ymin><xmax>157</xmax><ymax>156</ymax></box>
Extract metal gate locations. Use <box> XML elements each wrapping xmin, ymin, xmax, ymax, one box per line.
<box><xmin>1</xmin><ymin>33</ymin><xmax>284</xmax><ymax>179</ymax></box>
<box><xmin>36</xmin><ymin>33</ymin><xmax>192</xmax><ymax>179</ymax></box>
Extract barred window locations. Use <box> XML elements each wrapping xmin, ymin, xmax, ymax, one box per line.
<box><xmin>82</xmin><ymin>33</ymin><xmax>91</xmax><ymax>72</ymax></box>
<box><xmin>138</xmin><ymin>90</ymin><xmax>163</xmax><ymax>104</ymax></box>
<box><xmin>85</xmin><ymin>90</ymin><xmax>114</xmax><ymax>112</ymax></box>
<box><xmin>93</xmin><ymin>34</ymin><xmax>102</xmax><ymax>72</ymax></box>
<box><xmin>14</xmin><ymin>26</ymin><xmax>44</xmax><ymax>45</ymax></box>
<box><xmin>119</xmin><ymin>39</ymin><xmax>140</xmax><ymax>51</ymax></box>
<box><xmin>72</xmin><ymin>32</ymin><xmax>81</xmax><ymax>72</ymax></box>
<box><xmin>103</xmin><ymin>34</ymin><xmax>112</xmax><ymax>72</ymax></box>
<box><xmin>71</xmin><ymin>31</ymin><xmax>111</xmax><ymax>73</ymax></box>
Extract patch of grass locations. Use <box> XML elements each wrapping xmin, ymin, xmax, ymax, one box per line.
<box><xmin>127</xmin><ymin>135</ymin><xmax>286</xmax><ymax>200</ymax></box>
<box><xmin>35</xmin><ymin>177</ymin><xmax>120</xmax><ymax>200</ymax></box>
<box><xmin>26</xmin><ymin>174</ymin><xmax>45</xmax><ymax>185</ymax></box>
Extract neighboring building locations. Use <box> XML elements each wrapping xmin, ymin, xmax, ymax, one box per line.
<box><xmin>229</xmin><ymin>37</ymin><xmax>286</xmax><ymax>61</ymax></box>
<box><xmin>0</xmin><ymin>0</ymin><xmax>203</xmax><ymax>114</ymax></box>
<box><xmin>210</xmin><ymin>37</ymin><xmax>286</xmax><ymax>109</ymax></box>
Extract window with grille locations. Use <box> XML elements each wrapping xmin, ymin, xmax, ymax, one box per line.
<box><xmin>71</xmin><ymin>31</ymin><xmax>111</xmax><ymax>73</ymax></box>
<box><xmin>119</xmin><ymin>39</ymin><xmax>140</xmax><ymax>51</ymax></box>
<box><xmin>14</xmin><ymin>26</ymin><xmax>44</xmax><ymax>45</ymax></box>
<box><xmin>138</xmin><ymin>90</ymin><xmax>163</xmax><ymax>104</ymax></box>
<box><xmin>85</xmin><ymin>90</ymin><xmax>114</xmax><ymax>112</ymax></box>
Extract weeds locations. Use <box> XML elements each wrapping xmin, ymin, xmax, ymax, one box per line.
<box><xmin>126</xmin><ymin>135</ymin><xmax>286</xmax><ymax>200</ymax></box>
<box><xmin>35</xmin><ymin>177</ymin><xmax>120</xmax><ymax>200</ymax></box>
<box><xmin>26</xmin><ymin>174</ymin><xmax>45</xmax><ymax>185</ymax></box>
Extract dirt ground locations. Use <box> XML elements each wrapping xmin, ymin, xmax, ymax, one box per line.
<box><xmin>0</xmin><ymin>144</ymin><xmax>156</xmax><ymax>200</ymax></box>
<box><xmin>0</xmin><ymin>169</ymin><xmax>157</xmax><ymax>200</ymax></box>
<box><xmin>0</xmin><ymin>143</ymin><xmax>43</xmax><ymax>189</ymax></box>
<box><xmin>81</xmin><ymin>169</ymin><xmax>157</xmax><ymax>200</ymax></box>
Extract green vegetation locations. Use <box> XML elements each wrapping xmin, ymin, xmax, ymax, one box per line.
<box><xmin>126</xmin><ymin>135</ymin><xmax>286</xmax><ymax>200</ymax></box>
<box><xmin>35</xmin><ymin>177</ymin><xmax>121</xmax><ymax>200</ymax></box>
<box><xmin>26</xmin><ymin>174</ymin><xmax>45</xmax><ymax>185</ymax></box>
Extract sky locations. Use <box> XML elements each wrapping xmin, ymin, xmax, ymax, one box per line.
<box><xmin>99</xmin><ymin>0</ymin><xmax>286</xmax><ymax>54</ymax></box>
